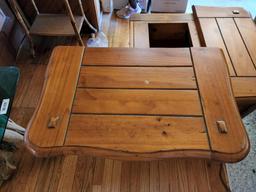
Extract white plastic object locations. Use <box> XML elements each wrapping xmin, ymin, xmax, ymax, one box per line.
<box><xmin>87</xmin><ymin>32</ymin><xmax>108</xmax><ymax>47</ymax></box>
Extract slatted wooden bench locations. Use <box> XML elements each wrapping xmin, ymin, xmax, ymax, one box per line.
<box><xmin>25</xmin><ymin>46</ymin><xmax>249</xmax><ymax>162</ymax></box>
<box><xmin>130</xmin><ymin>6</ymin><xmax>256</xmax><ymax>115</ymax></box>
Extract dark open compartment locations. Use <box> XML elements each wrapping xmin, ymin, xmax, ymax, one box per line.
<box><xmin>148</xmin><ymin>23</ymin><xmax>193</xmax><ymax>48</ymax></box>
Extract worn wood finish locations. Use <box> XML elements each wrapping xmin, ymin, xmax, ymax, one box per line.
<box><xmin>130</xmin><ymin>13</ymin><xmax>194</xmax><ymax>21</ymax></box>
<box><xmin>83</xmin><ymin>48</ymin><xmax>192</xmax><ymax>66</ymax></box>
<box><xmin>234</xmin><ymin>18</ymin><xmax>256</xmax><ymax>66</ymax></box>
<box><xmin>65</xmin><ymin>115</ymin><xmax>209</xmax><ymax>152</ymax></box>
<box><xmin>231</xmin><ymin>77</ymin><xmax>256</xmax><ymax>98</ymax></box>
<box><xmin>26</xmin><ymin>46</ymin><xmax>84</xmax><ymax>148</ymax></box>
<box><xmin>192</xmin><ymin>47</ymin><xmax>249</xmax><ymax>161</ymax></box>
<box><xmin>25</xmin><ymin>46</ymin><xmax>249</xmax><ymax>162</ymax></box>
<box><xmin>192</xmin><ymin>6</ymin><xmax>251</xmax><ymax>18</ymax></box>
<box><xmin>72</xmin><ymin>89</ymin><xmax>202</xmax><ymax>115</ymax></box>
<box><xmin>196</xmin><ymin>18</ymin><xmax>236</xmax><ymax>76</ymax></box>
<box><xmin>130</xmin><ymin>6</ymin><xmax>256</xmax><ymax>112</ymax></box>
<box><xmin>2</xmin><ymin>12</ymin><xmax>230</xmax><ymax>191</ymax></box>
<box><xmin>216</xmin><ymin>18</ymin><xmax>256</xmax><ymax>76</ymax></box>
<box><xmin>193</xmin><ymin>5</ymin><xmax>256</xmax><ymax>113</ymax></box>
<box><xmin>78</xmin><ymin>66</ymin><xmax>197</xmax><ymax>89</ymax></box>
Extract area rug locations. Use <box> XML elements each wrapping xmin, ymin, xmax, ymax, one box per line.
<box><xmin>227</xmin><ymin>110</ymin><xmax>256</xmax><ymax>192</ymax></box>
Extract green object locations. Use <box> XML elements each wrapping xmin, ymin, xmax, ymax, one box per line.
<box><xmin>0</xmin><ymin>67</ymin><xmax>19</xmax><ymax>143</ymax></box>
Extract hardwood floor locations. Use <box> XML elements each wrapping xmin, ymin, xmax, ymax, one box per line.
<box><xmin>1</xmin><ymin>13</ymin><xmax>229</xmax><ymax>191</ymax></box>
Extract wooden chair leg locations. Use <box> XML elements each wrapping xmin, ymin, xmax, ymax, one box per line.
<box><xmin>9</xmin><ymin>0</ymin><xmax>36</xmax><ymax>57</ymax></box>
<box><xmin>64</xmin><ymin>0</ymin><xmax>84</xmax><ymax>46</ymax></box>
<box><xmin>28</xmin><ymin>35</ymin><xmax>36</xmax><ymax>58</ymax></box>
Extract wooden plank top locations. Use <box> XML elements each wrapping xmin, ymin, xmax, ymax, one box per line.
<box><xmin>25</xmin><ymin>46</ymin><xmax>249</xmax><ymax>162</ymax></box>
<box><xmin>130</xmin><ymin>6</ymin><xmax>256</xmax><ymax>106</ymax></box>
<box><xmin>193</xmin><ymin>6</ymin><xmax>256</xmax><ymax>110</ymax></box>
<box><xmin>192</xmin><ymin>6</ymin><xmax>251</xmax><ymax>18</ymax></box>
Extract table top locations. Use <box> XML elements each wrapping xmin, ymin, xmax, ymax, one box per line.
<box><xmin>25</xmin><ymin>46</ymin><xmax>249</xmax><ymax>162</ymax></box>
<box><xmin>130</xmin><ymin>6</ymin><xmax>256</xmax><ymax>115</ymax></box>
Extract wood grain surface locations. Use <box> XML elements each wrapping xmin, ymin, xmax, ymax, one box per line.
<box><xmin>193</xmin><ymin>5</ymin><xmax>256</xmax><ymax>112</ymax></box>
<box><xmin>217</xmin><ymin>18</ymin><xmax>256</xmax><ymax>76</ymax></box>
<box><xmin>72</xmin><ymin>89</ymin><xmax>202</xmax><ymax>115</ymax></box>
<box><xmin>25</xmin><ymin>46</ymin><xmax>249</xmax><ymax>162</ymax></box>
<box><xmin>234</xmin><ymin>18</ymin><xmax>256</xmax><ymax>67</ymax></box>
<box><xmin>83</xmin><ymin>48</ymin><xmax>192</xmax><ymax>66</ymax></box>
<box><xmin>192</xmin><ymin>5</ymin><xmax>251</xmax><ymax>18</ymax></box>
<box><xmin>133</xmin><ymin>22</ymin><xmax>150</xmax><ymax>48</ymax></box>
<box><xmin>3</xmin><ymin>11</ymin><xmax>231</xmax><ymax>191</ymax></box>
<box><xmin>196</xmin><ymin>18</ymin><xmax>236</xmax><ymax>76</ymax></box>
<box><xmin>78</xmin><ymin>66</ymin><xmax>197</xmax><ymax>89</ymax></box>
<box><xmin>65</xmin><ymin>115</ymin><xmax>209</xmax><ymax>152</ymax></box>
<box><xmin>192</xmin><ymin>47</ymin><xmax>249</xmax><ymax>160</ymax></box>
<box><xmin>231</xmin><ymin>77</ymin><xmax>256</xmax><ymax>98</ymax></box>
<box><xmin>26</xmin><ymin>46</ymin><xmax>84</xmax><ymax>148</ymax></box>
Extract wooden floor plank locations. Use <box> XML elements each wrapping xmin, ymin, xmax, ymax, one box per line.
<box><xmin>139</xmin><ymin>162</ymin><xmax>150</xmax><ymax>192</ymax></box>
<box><xmin>101</xmin><ymin>159</ymin><xmax>114</xmax><ymax>192</ymax></box>
<box><xmin>71</xmin><ymin>156</ymin><xmax>88</xmax><ymax>192</ymax></box>
<box><xmin>57</xmin><ymin>155</ymin><xmax>78</xmax><ymax>192</ymax></box>
<box><xmin>150</xmin><ymin>161</ymin><xmax>160</xmax><ymax>192</ymax></box>
<box><xmin>111</xmin><ymin>161</ymin><xmax>122</xmax><ymax>192</ymax></box>
<box><xmin>130</xmin><ymin>162</ymin><xmax>141</xmax><ymax>192</ymax></box>
<box><xmin>159</xmin><ymin>160</ymin><xmax>170</xmax><ymax>192</ymax></box>
<box><xmin>93</xmin><ymin>158</ymin><xmax>105</xmax><ymax>186</ymax></box>
<box><xmin>120</xmin><ymin>161</ymin><xmax>131</xmax><ymax>192</ymax></box>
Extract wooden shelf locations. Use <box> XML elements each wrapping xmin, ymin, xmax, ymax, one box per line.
<box><xmin>30</xmin><ymin>14</ymin><xmax>84</xmax><ymax>36</ymax></box>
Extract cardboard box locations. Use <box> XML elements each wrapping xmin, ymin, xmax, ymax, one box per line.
<box><xmin>151</xmin><ymin>0</ymin><xmax>188</xmax><ymax>13</ymax></box>
<box><xmin>113</xmin><ymin>0</ymin><xmax>148</xmax><ymax>10</ymax></box>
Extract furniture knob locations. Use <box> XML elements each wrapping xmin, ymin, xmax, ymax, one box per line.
<box><xmin>216</xmin><ymin>120</ymin><xmax>228</xmax><ymax>134</ymax></box>
<box><xmin>232</xmin><ymin>10</ymin><xmax>240</xmax><ymax>14</ymax></box>
<box><xmin>48</xmin><ymin>116</ymin><xmax>60</xmax><ymax>128</ymax></box>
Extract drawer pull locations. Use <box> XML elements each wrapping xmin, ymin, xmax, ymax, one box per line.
<box><xmin>217</xmin><ymin>120</ymin><xmax>228</xmax><ymax>134</ymax></box>
<box><xmin>232</xmin><ymin>10</ymin><xmax>240</xmax><ymax>14</ymax></box>
<box><xmin>48</xmin><ymin>116</ymin><xmax>60</xmax><ymax>128</ymax></box>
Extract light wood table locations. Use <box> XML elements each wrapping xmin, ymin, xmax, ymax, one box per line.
<box><xmin>25</xmin><ymin>46</ymin><xmax>249</xmax><ymax>162</ymax></box>
<box><xmin>130</xmin><ymin>6</ymin><xmax>256</xmax><ymax>115</ymax></box>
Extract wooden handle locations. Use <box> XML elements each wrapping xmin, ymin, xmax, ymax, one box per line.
<box><xmin>48</xmin><ymin>116</ymin><xmax>60</xmax><ymax>128</ymax></box>
<box><xmin>232</xmin><ymin>10</ymin><xmax>240</xmax><ymax>14</ymax></box>
<box><xmin>216</xmin><ymin>120</ymin><xmax>228</xmax><ymax>134</ymax></box>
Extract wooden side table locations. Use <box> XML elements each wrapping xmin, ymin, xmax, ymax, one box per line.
<box><xmin>25</xmin><ymin>46</ymin><xmax>249</xmax><ymax>162</ymax></box>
